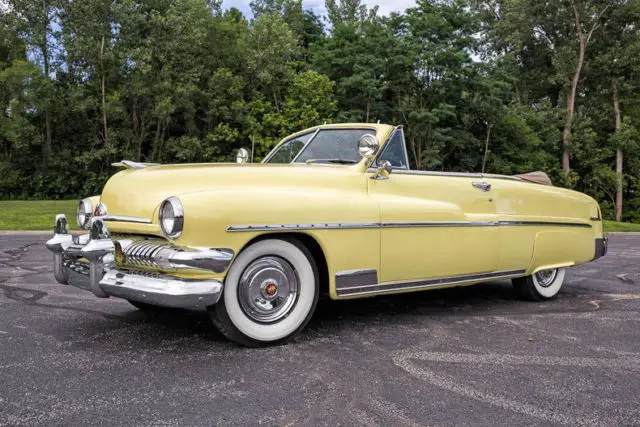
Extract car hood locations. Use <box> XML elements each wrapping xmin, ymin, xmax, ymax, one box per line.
<box><xmin>99</xmin><ymin>163</ymin><xmax>363</xmax><ymax>221</ymax></box>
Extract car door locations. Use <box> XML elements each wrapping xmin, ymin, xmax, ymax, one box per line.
<box><xmin>369</xmin><ymin>131</ymin><xmax>500</xmax><ymax>285</ymax></box>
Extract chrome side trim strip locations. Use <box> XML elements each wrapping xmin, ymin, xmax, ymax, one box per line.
<box><xmin>226</xmin><ymin>223</ymin><xmax>380</xmax><ymax>232</ymax></box>
<box><xmin>497</xmin><ymin>221</ymin><xmax>591</xmax><ymax>228</ymax></box>
<box><xmin>335</xmin><ymin>269</ymin><xmax>378</xmax><ymax>290</ymax></box>
<box><xmin>381</xmin><ymin>221</ymin><xmax>497</xmax><ymax>228</ymax></box>
<box><xmin>391</xmin><ymin>169</ymin><xmax>525</xmax><ymax>182</ymax></box>
<box><xmin>227</xmin><ymin>221</ymin><xmax>591</xmax><ymax>232</ymax></box>
<box><xmin>336</xmin><ymin>269</ymin><xmax>527</xmax><ymax>297</ymax></box>
<box><xmin>101</xmin><ymin>215</ymin><xmax>152</xmax><ymax>224</ymax></box>
<box><xmin>393</xmin><ymin>169</ymin><xmax>484</xmax><ymax>178</ymax></box>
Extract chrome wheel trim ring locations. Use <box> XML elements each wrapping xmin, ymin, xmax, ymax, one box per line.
<box><xmin>534</xmin><ymin>269</ymin><xmax>558</xmax><ymax>288</ymax></box>
<box><xmin>237</xmin><ymin>256</ymin><xmax>299</xmax><ymax>323</ymax></box>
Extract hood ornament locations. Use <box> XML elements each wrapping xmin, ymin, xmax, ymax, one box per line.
<box><xmin>111</xmin><ymin>160</ymin><xmax>160</xmax><ymax>170</ymax></box>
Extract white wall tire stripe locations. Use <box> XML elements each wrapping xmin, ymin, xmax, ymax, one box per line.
<box><xmin>222</xmin><ymin>239</ymin><xmax>316</xmax><ymax>342</ymax></box>
<box><xmin>532</xmin><ymin>268</ymin><xmax>566</xmax><ymax>298</ymax></box>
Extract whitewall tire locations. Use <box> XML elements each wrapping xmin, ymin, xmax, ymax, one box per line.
<box><xmin>210</xmin><ymin>238</ymin><xmax>319</xmax><ymax>347</ymax></box>
<box><xmin>512</xmin><ymin>268</ymin><xmax>566</xmax><ymax>301</ymax></box>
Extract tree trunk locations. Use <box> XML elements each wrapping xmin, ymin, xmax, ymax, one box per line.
<box><xmin>272</xmin><ymin>87</ymin><xmax>280</xmax><ymax>113</ymax></box>
<box><xmin>562</xmin><ymin>44</ymin><xmax>584</xmax><ymax>173</ymax></box>
<box><xmin>563</xmin><ymin>3</ymin><xmax>590</xmax><ymax>173</ymax></box>
<box><xmin>482</xmin><ymin>122</ymin><xmax>492</xmax><ymax>174</ymax></box>
<box><xmin>41</xmin><ymin>3</ymin><xmax>52</xmax><ymax>173</ymax></box>
<box><xmin>101</xmin><ymin>34</ymin><xmax>109</xmax><ymax>144</ymax></box>
<box><xmin>417</xmin><ymin>134</ymin><xmax>422</xmax><ymax>170</ymax></box>
<box><xmin>152</xmin><ymin>119</ymin><xmax>161</xmax><ymax>161</ymax></box>
<box><xmin>613</xmin><ymin>80</ymin><xmax>623</xmax><ymax>222</ymax></box>
<box><xmin>365</xmin><ymin>99</ymin><xmax>370</xmax><ymax>123</ymax></box>
<box><xmin>409</xmin><ymin>134</ymin><xmax>418</xmax><ymax>169</ymax></box>
<box><xmin>133</xmin><ymin>107</ymin><xmax>142</xmax><ymax>161</ymax></box>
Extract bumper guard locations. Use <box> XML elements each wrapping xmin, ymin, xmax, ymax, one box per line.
<box><xmin>46</xmin><ymin>214</ymin><xmax>232</xmax><ymax>309</ymax></box>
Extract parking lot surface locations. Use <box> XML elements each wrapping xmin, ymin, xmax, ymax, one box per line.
<box><xmin>1</xmin><ymin>233</ymin><xmax>639</xmax><ymax>426</ymax></box>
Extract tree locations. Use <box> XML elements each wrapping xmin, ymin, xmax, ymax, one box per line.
<box><xmin>399</xmin><ymin>0</ymin><xmax>480</xmax><ymax>170</ymax></box>
<box><xmin>325</xmin><ymin>0</ymin><xmax>371</xmax><ymax>27</ymax></box>
<box><xmin>492</xmin><ymin>0</ymin><xmax>617</xmax><ymax>174</ymax></box>
<box><xmin>7</xmin><ymin>0</ymin><xmax>60</xmax><ymax>171</ymax></box>
<box><xmin>587</xmin><ymin>0</ymin><xmax>640</xmax><ymax>221</ymax></box>
<box><xmin>62</xmin><ymin>0</ymin><xmax>117</xmax><ymax>163</ymax></box>
<box><xmin>1</xmin><ymin>0</ymin><xmax>640</xmax><ymax>227</ymax></box>
<box><xmin>246</xmin><ymin>12</ymin><xmax>299</xmax><ymax>113</ymax></box>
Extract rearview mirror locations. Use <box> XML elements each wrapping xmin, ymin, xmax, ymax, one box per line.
<box><xmin>370</xmin><ymin>160</ymin><xmax>392</xmax><ymax>180</ymax></box>
<box><xmin>236</xmin><ymin>148</ymin><xmax>249</xmax><ymax>164</ymax></box>
<box><xmin>358</xmin><ymin>134</ymin><xmax>379</xmax><ymax>159</ymax></box>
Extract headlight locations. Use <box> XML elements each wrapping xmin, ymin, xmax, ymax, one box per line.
<box><xmin>159</xmin><ymin>196</ymin><xmax>184</xmax><ymax>239</ymax></box>
<box><xmin>77</xmin><ymin>198</ymin><xmax>93</xmax><ymax>229</ymax></box>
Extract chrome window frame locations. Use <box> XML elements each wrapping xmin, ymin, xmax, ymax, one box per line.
<box><xmin>372</xmin><ymin>126</ymin><xmax>410</xmax><ymax>170</ymax></box>
<box><xmin>264</xmin><ymin>127</ymin><xmax>381</xmax><ymax>164</ymax></box>
<box><xmin>263</xmin><ymin>129</ymin><xmax>319</xmax><ymax>164</ymax></box>
<box><xmin>292</xmin><ymin>127</ymin><xmax>378</xmax><ymax>164</ymax></box>
<box><xmin>290</xmin><ymin>128</ymin><xmax>320</xmax><ymax>163</ymax></box>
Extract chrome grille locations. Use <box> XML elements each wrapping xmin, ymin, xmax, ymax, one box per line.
<box><xmin>121</xmin><ymin>240</ymin><xmax>169</xmax><ymax>269</ymax></box>
<box><xmin>114</xmin><ymin>239</ymin><xmax>233</xmax><ymax>273</ymax></box>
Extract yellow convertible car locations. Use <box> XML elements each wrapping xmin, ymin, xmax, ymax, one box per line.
<box><xmin>46</xmin><ymin>123</ymin><xmax>607</xmax><ymax>346</ymax></box>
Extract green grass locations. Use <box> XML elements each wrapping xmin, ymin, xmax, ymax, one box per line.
<box><xmin>0</xmin><ymin>200</ymin><xmax>78</xmax><ymax>231</ymax></box>
<box><xmin>1</xmin><ymin>200</ymin><xmax>640</xmax><ymax>232</ymax></box>
<box><xmin>603</xmin><ymin>220</ymin><xmax>640</xmax><ymax>232</ymax></box>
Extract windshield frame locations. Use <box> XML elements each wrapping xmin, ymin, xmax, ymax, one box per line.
<box><xmin>263</xmin><ymin>126</ymin><xmax>380</xmax><ymax>165</ymax></box>
<box><xmin>371</xmin><ymin>126</ymin><xmax>411</xmax><ymax>170</ymax></box>
<box><xmin>262</xmin><ymin>129</ymin><xmax>320</xmax><ymax>164</ymax></box>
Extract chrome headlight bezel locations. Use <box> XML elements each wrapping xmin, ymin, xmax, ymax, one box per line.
<box><xmin>159</xmin><ymin>196</ymin><xmax>184</xmax><ymax>239</ymax></box>
<box><xmin>77</xmin><ymin>198</ymin><xmax>93</xmax><ymax>230</ymax></box>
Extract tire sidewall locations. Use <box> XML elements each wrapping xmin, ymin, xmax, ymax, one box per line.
<box><xmin>532</xmin><ymin>267</ymin><xmax>566</xmax><ymax>299</ymax></box>
<box><xmin>221</xmin><ymin>239</ymin><xmax>317</xmax><ymax>342</ymax></box>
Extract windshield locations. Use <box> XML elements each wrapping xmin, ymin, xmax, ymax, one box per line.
<box><xmin>265</xmin><ymin>128</ymin><xmax>375</xmax><ymax>164</ymax></box>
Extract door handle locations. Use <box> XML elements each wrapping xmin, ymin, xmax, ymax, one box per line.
<box><xmin>472</xmin><ymin>182</ymin><xmax>491</xmax><ymax>192</ymax></box>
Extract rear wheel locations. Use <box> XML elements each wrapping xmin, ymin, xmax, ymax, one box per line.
<box><xmin>210</xmin><ymin>238</ymin><xmax>319</xmax><ymax>347</ymax></box>
<box><xmin>512</xmin><ymin>268</ymin><xmax>566</xmax><ymax>301</ymax></box>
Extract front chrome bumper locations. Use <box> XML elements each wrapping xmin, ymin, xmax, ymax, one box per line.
<box><xmin>45</xmin><ymin>214</ymin><xmax>233</xmax><ymax>309</ymax></box>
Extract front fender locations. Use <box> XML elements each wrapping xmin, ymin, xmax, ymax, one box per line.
<box><xmin>177</xmin><ymin>189</ymin><xmax>381</xmax><ymax>297</ymax></box>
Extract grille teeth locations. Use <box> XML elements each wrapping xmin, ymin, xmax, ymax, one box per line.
<box><xmin>120</xmin><ymin>240</ymin><xmax>171</xmax><ymax>270</ymax></box>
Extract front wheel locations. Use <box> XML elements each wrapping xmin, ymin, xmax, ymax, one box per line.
<box><xmin>512</xmin><ymin>267</ymin><xmax>566</xmax><ymax>301</ymax></box>
<box><xmin>209</xmin><ymin>238</ymin><xmax>319</xmax><ymax>347</ymax></box>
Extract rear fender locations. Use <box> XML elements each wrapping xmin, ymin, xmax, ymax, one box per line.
<box><xmin>527</xmin><ymin>230</ymin><xmax>594</xmax><ymax>274</ymax></box>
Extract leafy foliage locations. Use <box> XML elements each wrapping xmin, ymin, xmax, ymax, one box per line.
<box><xmin>1</xmin><ymin>0</ymin><xmax>640</xmax><ymax>221</ymax></box>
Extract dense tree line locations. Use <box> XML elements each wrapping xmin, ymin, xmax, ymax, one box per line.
<box><xmin>1</xmin><ymin>0</ymin><xmax>640</xmax><ymax>221</ymax></box>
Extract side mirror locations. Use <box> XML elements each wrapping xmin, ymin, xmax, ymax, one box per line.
<box><xmin>371</xmin><ymin>160</ymin><xmax>392</xmax><ymax>180</ymax></box>
<box><xmin>236</xmin><ymin>148</ymin><xmax>249</xmax><ymax>164</ymax></box>
<box><xmin>358</xmin><ymin>134</ymin><xmax>379</xmax><ymax>159</ymax></box>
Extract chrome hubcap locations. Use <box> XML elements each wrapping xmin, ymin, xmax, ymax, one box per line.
<box><xmin>535</xmin><ymin>269</ymin><xmax>558</xmax><ymax>288</ymax></box>
<box><xmin>238</xmin><ymin>256</ymin><xmax>299</xmax><ymax>323</ymax></box>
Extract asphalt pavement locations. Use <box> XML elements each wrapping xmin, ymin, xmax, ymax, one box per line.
<box><xmin>1</xmin><ymin>233</ymin><xmax>639</xmax><ymax>426</ymax></box>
